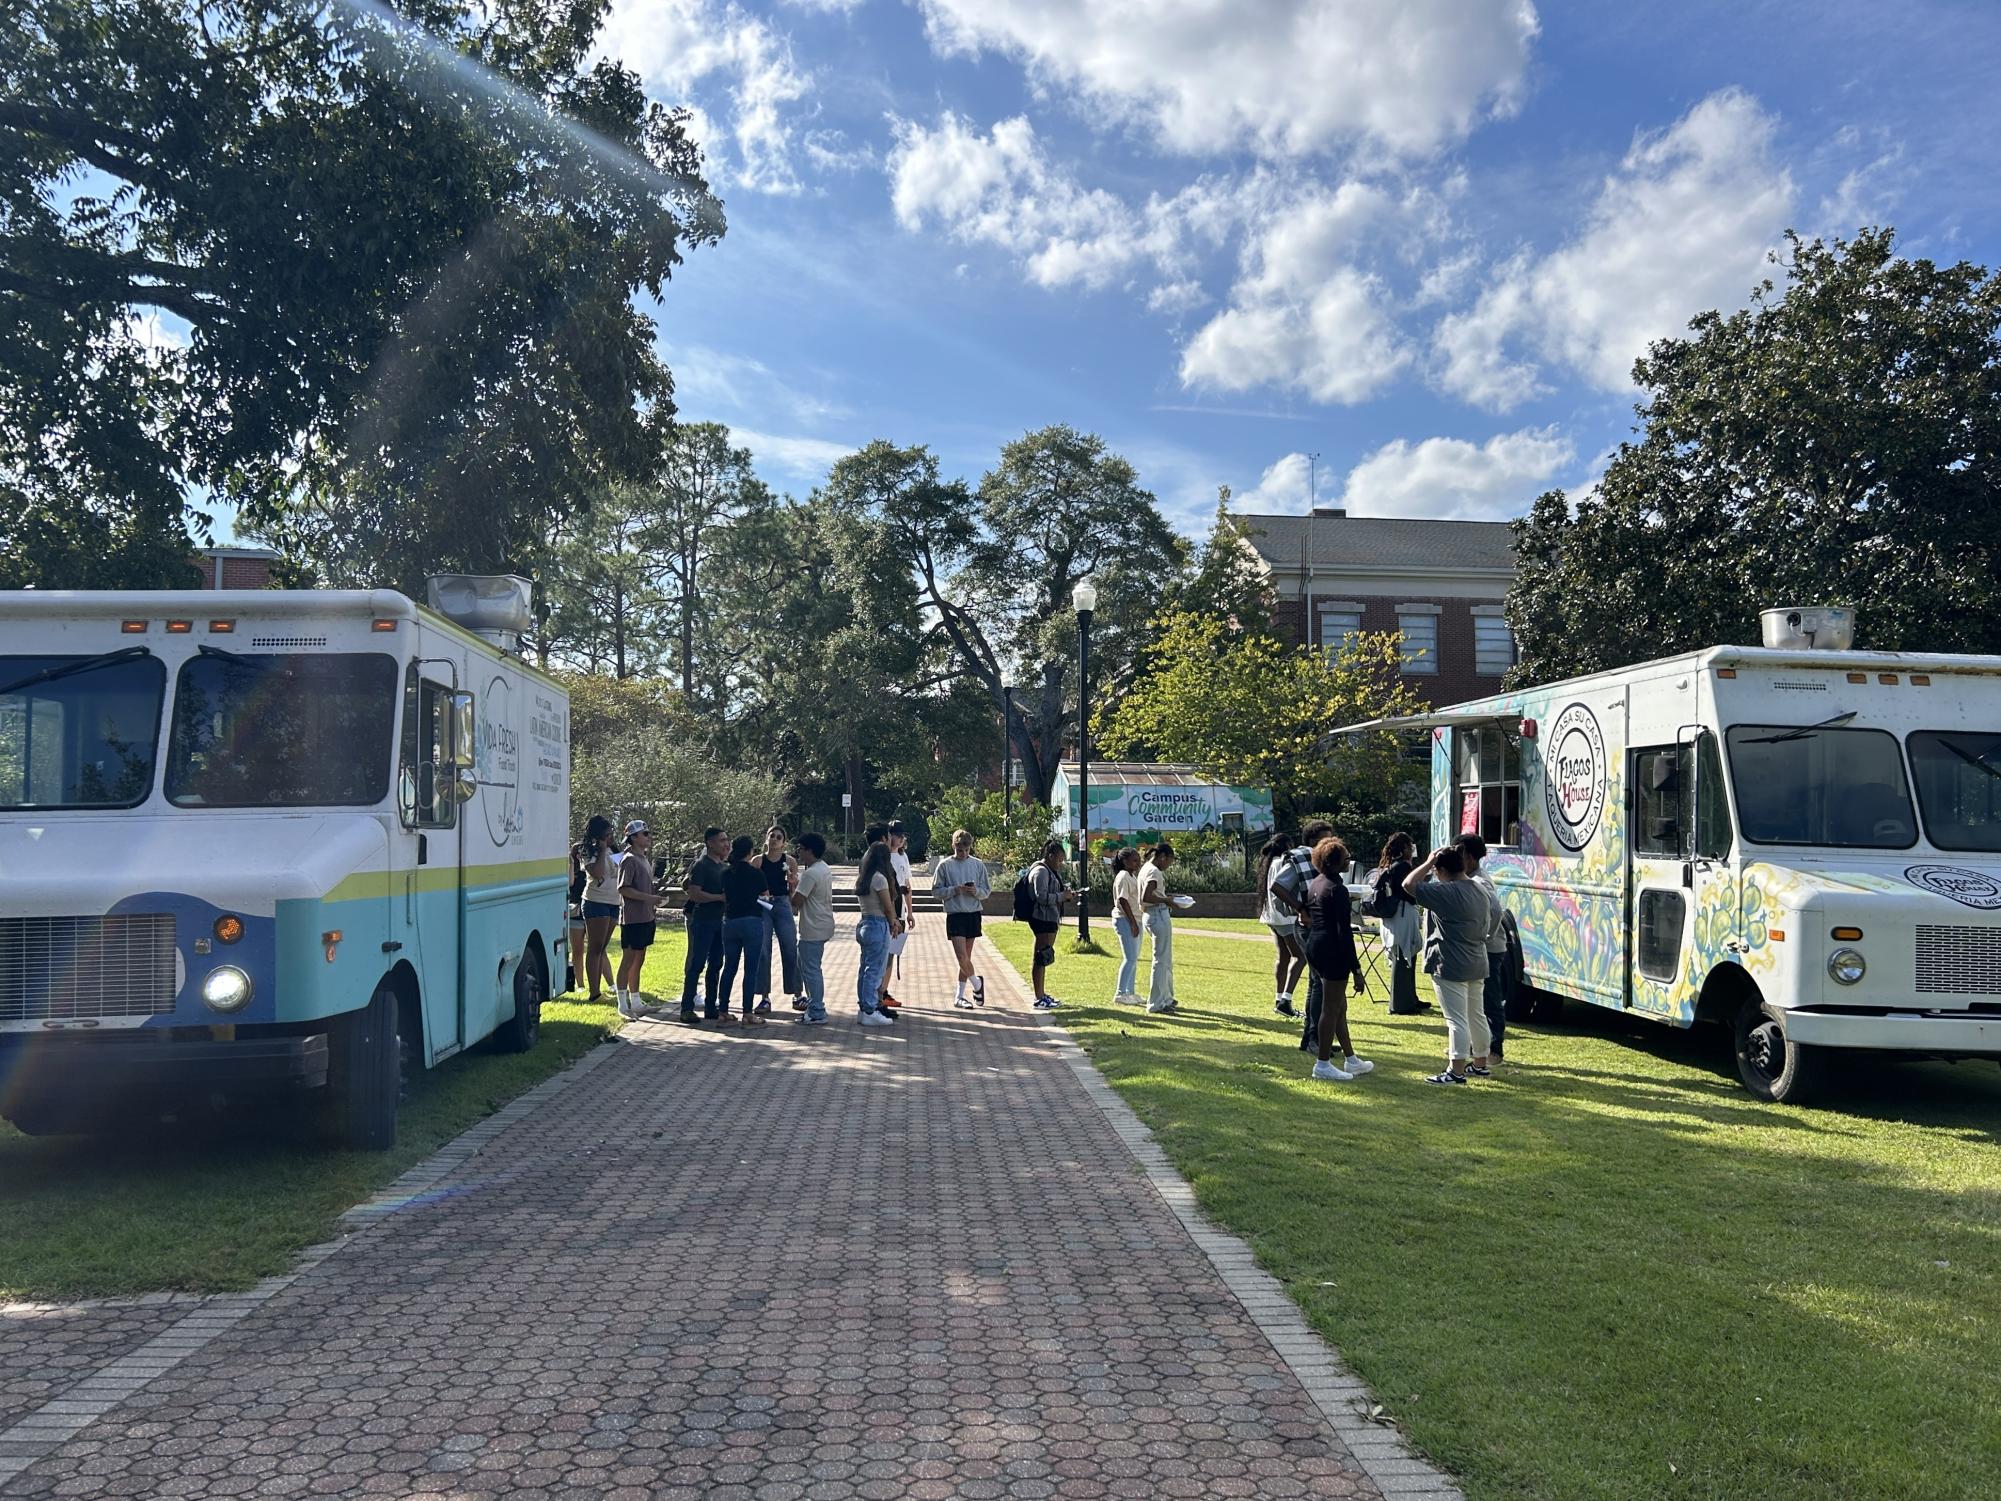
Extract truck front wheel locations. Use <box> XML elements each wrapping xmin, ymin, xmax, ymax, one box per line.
<box><xmin>326</xmin><ymin>981</ymin><xmax>402</xmax><ymax>1150</ymax></box>
<box><xmin>493</xmin><ymin>949</ymin><xmax>544</xmax><ymax>1054</ymax></box>
<box><xmin>1734</xmin><ymin>999</ymin><xmax>1825</xmax><ymax>1104</ymax></box>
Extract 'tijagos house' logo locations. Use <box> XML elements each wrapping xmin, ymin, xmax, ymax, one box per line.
<box><xmin>1542</xmin><ymin>703</ymin><xmax>1607</xmax><ymax>852</ymax></box>
<box><xmin>1905</xmin><ymin>864</ymin><xmax>2001</xmax><ymax>910</ymax></box>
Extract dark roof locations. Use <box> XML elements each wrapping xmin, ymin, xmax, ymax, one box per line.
<box><xmin>1237</xmin><ymin>512</ymin><xmax>1515</xmax><ymax>572</ymax></box>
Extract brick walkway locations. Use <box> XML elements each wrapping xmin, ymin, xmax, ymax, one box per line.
<box><xmin>0</xmin><ymin>908</ymin><xmax>1446</xmax><ymax>1500</ymax></box>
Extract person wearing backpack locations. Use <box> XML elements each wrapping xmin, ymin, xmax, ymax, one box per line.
<box><xmin>1368</xmin><ymin>832</ymin><xmax>1423</xmax><ymax>1015</ymax></box>
<box><xmin>1256</xmin><ymin>833</ymin><xmax>1307</xmax><ymax>1018</ymax></box>
<box><xmin>1014</xmin><ymin>840</ymin><xmax>1070</xmax><ymax>1009</ymax></box>
<box><xmin>1280</xmin><ymin>820</ymin><xmax>1333</xmax><ymax>1050</ymax></box>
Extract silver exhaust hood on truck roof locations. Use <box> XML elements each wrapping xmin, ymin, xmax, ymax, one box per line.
<box><xmin>426</xmin><ymin>574</ymin><xmax>533</xmax><ymax>653</ymax></box>
<box><xmin>1760</xmin><ymin>606</ymin><xmax>1855</xmax><ymax>651</ymax></box>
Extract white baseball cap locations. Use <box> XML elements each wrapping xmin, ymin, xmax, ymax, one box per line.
<box><xmin>624</xmin><ymin>820</ymin><xmax>650</xmax><ymax>836</ymax></box>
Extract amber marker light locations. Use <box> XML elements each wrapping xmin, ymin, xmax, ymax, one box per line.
<box><xmin>322</xmin><ymin>929</ymin><xmax>344</xmax><ymax>963</ymax></box>
<box><xmin>1717</xmin><ymin>668</ymin><xmax>1738</xmax><ymax>678</ymax></box>
<box><xmin>165</xmin><ymin>619</ymin><xmax>193</xmax><ymax>634</ymax></box>
<box><xmin>1831</xmin><ymin>927</ymin><xmax>1864</xmax><ymax>941</ymax></box>
<box><xmin>208</xmin><ymin>619</ymin><xmax>236</xmax><ymax>633</ymax></box>
<box><xmin>1878</xmin><ymin>673</ymin><xmax>1899</xmax><ymax>685</ymax></box>
<box><xmin>121</xmin><ymin>619</ymin><xmax>148</xmax><ymax>634</ymax></box>
<box><xmin>371</xmin><ymin>619</ymin><xmax>398</xmax><ymax>632</ymax></box>
<box><xmin>1846</xmin><ymin>672</ymin><xmax>1867</xmax><ymax>684</ymax></box>
<box><xmin>1912</xmin><ymin>674</ymin><xmax>1932</xmax><ymax>686</ymax></box>
<box><xmin>213</xmin><ymin>914</ymin><xmax>244</xmax><ymax>944</ymax></box>
<box><xmin>1769</xmin><ymin>930</ymin><xmax>1787</xmax><ymax>943</ymax></box>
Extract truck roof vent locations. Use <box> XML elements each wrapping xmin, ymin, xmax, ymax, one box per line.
<box><xmin>1760</xmin><ymin>605</ymin><xmax>1855</xmax><ymax>652</ymax></box>
<box><xmin>426</xmin><ymin>574</ymin><xmax>533</xmax><ymax>653</ymax></box>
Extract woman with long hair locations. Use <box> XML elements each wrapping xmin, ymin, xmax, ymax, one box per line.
<box><xmin>854</xmin><ymin>825</ymin><xmax>902</xmax><ymax>1025</ymax></box>
<box><xmin>1302</xmin><ymin>836</ymin><xmax>1372</xmax><ymax>1082</ymax></box>
<box><xmin>716</xmin><ymin>834</ymin><xmax>771</xmax><ymax>1026</ymax></box>
<box><xmin>1257</xmin><ymin>832</ymin><xmax>1307</xmax><ymax>1017</ymax></box>
<box><xmin>1109</xmin><ymin>847</ymin><xmax>1145</xmax><ymax>1005</ymax></box>
<box><xmin>571</xmin><ymin>814</ymin><xmax>619</xmax><ymax>1006</ymax></box>
<box><xmin>1375</xmin><ymin>831</ymin><xmax>1423</xmax><ymax>1015</ymax></box>
<box><xmin>755</xmin><ymin>825</ymin><xmax>800</xmax><ymax>1015</ymax></box>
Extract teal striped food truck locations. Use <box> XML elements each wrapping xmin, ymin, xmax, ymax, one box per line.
<box><xmin>0</xmin><ymin>578</ymin><xmax>569</xmax><ymax>1148</ymax></box>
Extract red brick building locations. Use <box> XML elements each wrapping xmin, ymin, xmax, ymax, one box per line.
<box><xmin>1237</xmin><ymin>508</ymin><xmax>1517</xmax><ymax>705</ymax></box>
<box><xmin>189</xmin><ymin>545</ymin><xmax>280</xmax><ymax>590</ymax></box>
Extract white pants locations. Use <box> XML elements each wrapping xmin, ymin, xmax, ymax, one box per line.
<box><xmin>1145</xmin><ymin>908</ymin><xmax>1174</xmax><ymax>1005</ymax></box>
<box><xmin>1434</xmin><ymin>975</ymin><xmax>1491</xmax><ymax>1062</ymax></box>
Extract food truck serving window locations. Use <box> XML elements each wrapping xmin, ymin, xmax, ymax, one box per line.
<box><xmin>0</xmin><ymin>653</ymin><xmax>166</xmax><ymax>810</ymax></box>
<box><xmin>1907</xmin><ymin>731</ymin><xmax>2001</xmax><ymax>853</ymax></box>
<box><xmin>166</xmin><ymin>652</ymin><xmax>396</xmax><ymax>808</ymax></box>
<box><xmin>1453</xmin><ymin>724</ymin><xmax>1521</xmax><ymax>847</ymax></box>
<box><xmin>1725</xmin><ymin>724</ymin><xmax>1916</xmax><ymax>848</ymax></box>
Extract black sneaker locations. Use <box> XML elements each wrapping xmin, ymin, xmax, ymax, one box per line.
<box><xmin>681</xmin><ymin>1006</ymin><xmax>701</xmax><ymax>1025</ymax></box>
<box><xmin>1424</xmin><ymin>1070</ymin><xmax>1468</xmax><ymax>1086</ymax></box>
<box><xmin>1274</xmin><ymin>997</ymin><xmax>1297</xmax><ymax>1018</ymax></box>
<box><xmin>1467</xmin><ymin>1065</ymin><xmax>1492</xmax><ymax>1078</ymax></box>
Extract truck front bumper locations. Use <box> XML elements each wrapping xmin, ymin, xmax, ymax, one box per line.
<box><xmin>1</xmin><ymin>1032</ymin><xmax>330</xmax><ymax>1107</ymax></box>
<box><xmin>1784</xmin><ymin>1008</ymin><xmax>2001</xmax><ymax>1055</ymax></box>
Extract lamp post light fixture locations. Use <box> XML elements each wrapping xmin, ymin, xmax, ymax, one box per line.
<box><xmin>1071</xmin><ymin>576</ymin><xmax>1098</xmax><ymax>942</ymax></box>
<box><xmin>1000</xmin><ymin>672</ymin><xmax>1014</xmax><ymax>843</ymax></box>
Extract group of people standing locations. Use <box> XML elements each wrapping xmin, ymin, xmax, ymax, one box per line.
<box><xmin>1258</xmin><ymin>826</ymin><xmax>1514</xmax><ymax>1086</ymax></box>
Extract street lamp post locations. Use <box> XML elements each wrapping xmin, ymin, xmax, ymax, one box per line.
<box><xmin>1000</xmin><ymin>674</ymin><xmax>1014</xmax><ymax>844</ymax></box>
<box><xmin>1072</xmin><ymin>577</ymin><xmax>1097</xmax><ymax>942</ymax></box>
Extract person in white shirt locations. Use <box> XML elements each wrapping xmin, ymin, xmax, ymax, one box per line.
<box><xmin>880</xmin><ymin>821</ymin><xmax>916</xmax><ymax>1010</ymax></box>
<box><xmin>1256</xmin><ymin>833</ymin><xmax>1307</xmax><ymax>1018</ymax></box>
<box><xmin>1110</xmin><ymin>848</ymin><xmax>1145</xmax><ymax>1005</ymax></box>
<box><xmin>790</xmin><ymin>832</ymin><xmax>836</xmax><ymax>1025</ymax></box>
<box><xmin>934</xmin><ymin>828</ymin><xmax>992</xmax><ymax>1009</ymax></box>
<box><xmin>1139</xmin><ymin>842</ymin><xmax>1178</xmax><ymax>1014</ymax></box>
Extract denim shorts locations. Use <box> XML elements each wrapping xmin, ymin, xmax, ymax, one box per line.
<box><xmin>582</xmin><ymin>899</ymin><xmax>620</xmax><ymax>920</ymax></box>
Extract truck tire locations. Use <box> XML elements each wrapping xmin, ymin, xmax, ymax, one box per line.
<box><xmin>494</xmin><ymin>949</ymin><xmax>544</xmax><ymax>1054</ymax></box>
<box><xmin>326</xmin><ymin>981</ymin><xmax>401</xmax><ymax>1150</ymax></box>
<box><xmin>1524</xmin><ymin>985</ymin><xmax>1564</xmax><ymax>1024</ymax></box>
<box><xmin>1733</xmin><ymin>998</ymin><xmax>1825</xmax><ymax>1104</ymax></box>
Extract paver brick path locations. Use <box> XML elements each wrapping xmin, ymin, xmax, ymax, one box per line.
<box><xmin>2</xmin><ymin>908</ymin><xmax>1397</xmax><ymax>1500</ymax></box>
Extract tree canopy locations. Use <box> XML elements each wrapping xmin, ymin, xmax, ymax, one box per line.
<box><xmin>1509</xmin><ymin>230</ymin><xmax>2001</xmax><ymax>683</ymax></box>
<box><xmin>0</xmin><ymin>0</ymin><xmax>720</xmax><ymax>590</ymax></box>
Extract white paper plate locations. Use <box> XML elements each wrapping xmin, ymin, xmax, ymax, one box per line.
<box><xmin>1171</xmin><ymin>894</ymin><xmax>1196</xmax><ymax>908</ymax></box>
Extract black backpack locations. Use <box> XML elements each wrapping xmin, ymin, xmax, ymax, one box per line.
<box><xmin>1011</xmin><ymin>867</ymin><xmax>1038</xmax><ymax>922</ymax></box>
<box><xmin>1358</xmin><ymin>866</ymin><xmax>1402</xmax><ymax>920</ymax></box>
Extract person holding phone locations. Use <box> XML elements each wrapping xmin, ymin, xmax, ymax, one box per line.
<box><xmin>1027</xmin><ymin>839</ymin><xmax>1070</xmax><ymax>1010</ymax></box>
<box><xmin>934</xmin><ymin>828</ymin><xmax>991</xmax><ymax>1009</ymax></box>
<box><xmin>571</xmin><ymin>814</ymin><xmax>619</xmax><ymax>1007</ymax></box>
<box><xmin>1110</xmin><ymin>847</ymin><xmax>1146</xmax><ymax>1005</ymax></box>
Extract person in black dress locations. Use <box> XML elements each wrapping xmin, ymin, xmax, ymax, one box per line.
<box><xmin>1302</xmin><ymin>836</ymin><xmax>1373</xmax><ymax>1083</ymax></box>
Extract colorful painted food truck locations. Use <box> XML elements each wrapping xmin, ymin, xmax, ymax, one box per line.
<box><xmin>1341</xmin><ymin>608</ymin><xmax>2001</xmax><ymax>1101</ymax></box>
<box><xmin>0</xmin><ymin>577</ymin><xmax>569</xmax><ymax>1148</ymax></box>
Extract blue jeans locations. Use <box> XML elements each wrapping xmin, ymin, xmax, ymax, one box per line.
<box><xmin>798</xmin><ymin>938</ymin><xmax>828</xmax><ymax>1021</ymax></box>
<box><xmin>717</xmin><ymin>916</ymin><xmax>764</xmax><ymax>1016</ymax></box>
<box><xmin>1113</xmin><ymin>915</ymin><xmax>1141</xmax><ymax>997</ymax></box>
<box><xmin>855</xmin><ymin>915</ymin><xmax>889</xmax><ymax>1016</ymax></box>
<box><xmin>681</xmin><ymin>918</ymin><xmax>723</xmax><ymax>1012</ymax></box>
<box><xmin>762</xmin><ymin>899</ymin><xmax>800</xmax><ymax>999</ymax></box>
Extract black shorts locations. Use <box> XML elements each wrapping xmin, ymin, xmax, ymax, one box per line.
<box><xmin>621</xmin><ymin>921</ymin><xmax>656</xmax><ymax>950</ymax></box>
<box><xmin>946</xmin><ymin>912</ymin><xmax>983</xmax><ymax>940</ymax></box>
<box><xmin>1030</xmin><ymin>920</ymin><xmax>1058</xmax><ymax>965</ymax></box>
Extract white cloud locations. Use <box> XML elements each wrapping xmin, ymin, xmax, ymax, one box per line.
<box><xmin>913</xmin><ymin>0</ymin><xmax>1539</xmax><ymax>157</ymax></box>
<box><xmin>885</xmin><ymin>112</ymin><xmax>1239</xmax><ymax>293</ymax></box>
<box><xmin>1234</xmin><ymin>451</ymin><xmax>1316</xmax><ymax>512</ymax></box>
<box><xmin>1181</xmin><ymin>265</ymin><xmax>1409</xmax><ymax>405</ymax></box>
<box><xmin>665</xmin><ymin>344</ymin><xmax>850</xmax><ymax>426</ymax></box>
<box><xmin>600</xmin><ymin>0</ymin><xmax>812</xmax><ymax>194</ymax></box>
<box><xmin>780</xmin><ymin>0</ymin><xmax>864</xmax><ymax>11</ymax></box>
<box><xmin>803</xmin><ymin>128</ymin><xmax>876</xmax><ymax>173</ymax></box>
<box><xmin>731</xmin><ymin>428</ymin><xmax>855</xmax><ymax>489</ymax></box>
<box><xmin>1434</xmin><ymin>89</ymin><xmax>1796</xmax><ymax>409</ymax></box>
<box><xmin>1334</xmin><ymin>427</ymin><xmax>1572</xmax><ymax>520</ymax></box>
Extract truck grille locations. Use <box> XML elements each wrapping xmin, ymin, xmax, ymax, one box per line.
<box><xmin>1915</xmin><ymin>924</ymin><xmax>2001</xmax><ymax>995</ymax></box>
<box><xmin>0</xmin><ymin>915</ymin><xmax>178</xmax><ymax>1022</ymax></box>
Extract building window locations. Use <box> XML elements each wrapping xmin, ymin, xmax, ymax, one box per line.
<box><xmin>1454</xmin><ymin>725</ymin><xmax>1522</xmax><ymax>847</ymax></box>
<box><xmin>1318</xmin><ymin>608</ymin><xmax>1362</xmax><ymax>656</ymax></box>
<box><xmin>1474</xmin><ymin>615</ymin><xmax>1515</xmax><ymax>676</ymax></box>
<box><xmin>1396</xmin><ymin>611</ymin><xmax>1438</xmax><ymax>675</ymax></box>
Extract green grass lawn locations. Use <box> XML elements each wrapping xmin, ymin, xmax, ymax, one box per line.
<box><xmin>0</xmin><ymin>933</ymin><xmax>684</xmax><ymax>1301</ymax></box>
<box><xmin>987</xmin><ymin>922</ymin><xmax>2001</xmax><ymax>1501</ymax></box>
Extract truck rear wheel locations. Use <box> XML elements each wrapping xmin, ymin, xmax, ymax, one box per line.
<box><xmin>494</xmin><ymin>949</ymin><xmax>544</xmax><ymax>1054</ymax></box>
<box><xmin>1734</xmin><ymin>999</ymin><xmax>1825</xmax><ymax>1104</ymax></box>
<box><xmin>326</xmin><ymin>981</ymin><xmax>401</xmax><ymax>1150</ymax></box>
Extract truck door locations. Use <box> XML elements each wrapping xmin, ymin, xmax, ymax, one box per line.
<box><xmin>1627</xmin><ymin>731</ymin><xmax>1734</xmax><ymax>1023</ymax></box>
<box><xmin>398</xmin><ymin>666</ymin><xmax>466</xmax><ymax>1061</ymax></box>
<box><xmin>1629</xmin><ymin>744</ymin><xmax>1695</xmax><ymax>1018</ymax></box>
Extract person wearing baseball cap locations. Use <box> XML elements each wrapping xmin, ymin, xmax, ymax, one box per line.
<box><xmin>614</xmin><ymin>821</ymin><xmax>664</xmax><ymax>1015</ymax></box>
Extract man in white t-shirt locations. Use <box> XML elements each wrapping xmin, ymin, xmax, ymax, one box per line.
<box><xmin>790</xmin><ymin>832</ymin><xmax>836</xmax><ymax>1025</ymax></box>
<box><xmin>1139</xmin><ymin>842</ymin><xmax>1178</xmax><ymax>1013</ymax></box>
<box><xmin>880</xmin><ymin>821</ymin><xmax>915</xmax><ymax>1009</ymax></box>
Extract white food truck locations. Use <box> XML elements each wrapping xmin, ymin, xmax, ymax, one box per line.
<box><xmin>0</xmin><ymin>577</ymin><xmax>570</xmax><ymax>1148</ymax></box>
<box><xmin>1344</xmin><ymin>608</ymin><xmax>2001</xmax><ymax>1101</ymax></box>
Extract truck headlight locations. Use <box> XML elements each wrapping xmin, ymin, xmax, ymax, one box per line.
<box><xmin>1827</xmin><ymin>948</ymin><xmax>1866</xmax><ymax>986</ymax></box>
<box><xmin>201</xmin><ymin>965</ymin><xmax>253</xmax><ymax>1013</ymax></box>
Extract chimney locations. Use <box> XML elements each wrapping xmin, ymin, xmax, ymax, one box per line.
<box><xmin>1312</xmin><ymin>506</ymin><xmax>1347</xmax><ymax>518</ymax></box>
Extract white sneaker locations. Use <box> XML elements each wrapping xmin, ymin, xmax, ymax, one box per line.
<box><xmin>1311</xmin><ymin>1060</ymin><xmax>1355</xmax><ymax>1082</ymax></box>
<box><xmin>1114</xmin><ymin>991</ymin><xmax>1142</xmax><ymax>1005</ymax></box>
<box><xmin>1343</xmin><ymin>1056</ymin><xmax>1375</xmax><ymax>1075</ymax></box>
<box><xmin>615</xmin><ymin>993</ymin><xmax>635</xmax><ymax>1018</ymax></box>
<box><xmin>954</xmin><ymin>995</ymin><xmax>976</xmax><ymax>1010</ymax></box>
<box><xmin>859</xmin><ymin>1010</ymin><xmax>895</xmax><ymax>1027</ymax></box>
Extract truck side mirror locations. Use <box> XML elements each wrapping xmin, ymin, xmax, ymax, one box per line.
<box><xmin>450</xmin><ymin>691</ymin><xmax>476</xmax><ymax>769</ymax></box>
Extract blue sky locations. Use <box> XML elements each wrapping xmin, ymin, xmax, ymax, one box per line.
<box><xmin>591</xmin><ymin>0</ymin><xmax>2001</xmax><ymax>535</ymax></box>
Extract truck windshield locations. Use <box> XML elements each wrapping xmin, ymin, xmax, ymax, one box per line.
<box><xmin>1907</xmin><ymin>731</ymin><xmax>2001</xmax><ymax>852</ymax></box>
<box><xmin>166</xmin><ymin>652</ymin><xmax>396</xmax><ymax>807</ymax></box>
<box><xmin>0</xmin><ymin>652</ymin><xmax>167</xmax><ymax>809</ymax></box>
<box><xmin>1724</xmin><ymin>725</ymin><xmax>1917</xmax><ymax>848</ymax></box>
